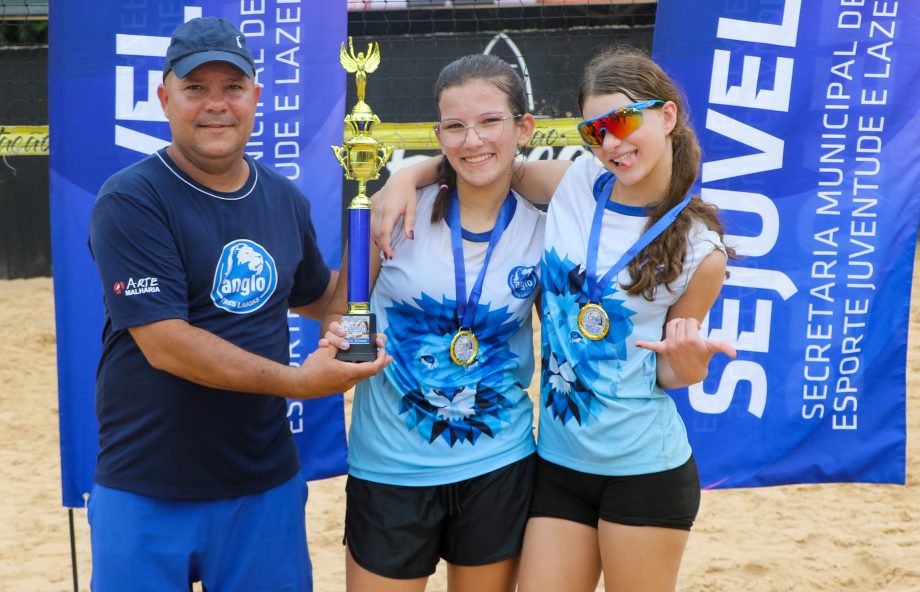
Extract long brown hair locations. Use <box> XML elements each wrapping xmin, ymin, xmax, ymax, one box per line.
<box><xmin>578</xmin><ymin>46</ymin><xmax>734</xmax><ymax>300</ymax></box>
<box><xmin>431</xmin><ymin>54</ymin><xmax>529</xmax><ymax>224</ymax></box>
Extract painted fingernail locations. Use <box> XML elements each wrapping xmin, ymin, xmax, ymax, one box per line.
<box><xmin>408</xmin><ymin>230</ymin><xmax>415</xmax><ymax>240</ymax></box>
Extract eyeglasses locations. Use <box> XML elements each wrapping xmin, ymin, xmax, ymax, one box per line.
<box><xmin>576</xmin><ymin>99</ymin><xmax>664</xmax><ymax>146</ymax></box>
<box><xmin>435</xmin><ymin>113</ymin><xmax>521</xmax><ymax>148</ymax></box>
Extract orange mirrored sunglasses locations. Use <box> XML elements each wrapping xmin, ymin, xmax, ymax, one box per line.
<box><xmin>577</xmin><ymin>99</ymin><xmax>665</xmax><ymax>146</ymax></box>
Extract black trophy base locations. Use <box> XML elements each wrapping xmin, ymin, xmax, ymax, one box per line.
<box><xmin>336</xmin><ymin>312</ymin><xmax>378</xmax><ymax>363</ymax></box>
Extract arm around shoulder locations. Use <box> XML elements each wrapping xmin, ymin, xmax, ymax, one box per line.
<box><xmin>512</xmin><ymin>159</ymin><xmax>572</xmax><ymax>205</ymax></box>
<box><xmin>370</xmin><ymin>156</ymin><xmax>441</xmax><ymax>258</ymax></box>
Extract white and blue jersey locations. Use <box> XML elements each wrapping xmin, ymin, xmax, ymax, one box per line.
<box><xmin>539</xmin><ymin>155</ymin><xmax>724</xmax><ymax>477</ymax></box>
<box><xmin>349</xmin><ymin>184</ymin><xmax>545</xmax><ymax>486</ymax></box>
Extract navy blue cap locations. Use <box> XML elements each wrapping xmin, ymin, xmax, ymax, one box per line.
<box><xmin>163</xmin><ymin>17</ymin><xmax>255</xmax><ymax>80</ymax></box>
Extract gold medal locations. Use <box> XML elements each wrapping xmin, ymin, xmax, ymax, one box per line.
<box><xmin>578</xmin><ymin>303</ymin><xmax>609</xmax><ymax>340</ymax></box>
<box><xmin>450</xmin><ymin>329</ymin><xmax>479</xmax><ymax>366</ymax></box>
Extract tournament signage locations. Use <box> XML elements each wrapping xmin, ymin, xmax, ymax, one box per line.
<box><xmin>50</xmin><ymin>0</ymin><xmax>347</xmax><ymax>507</ymax></box>
<box><xmin>653</xmin><ymin>0</ymin><xmax>919</xmax><ymax>486</ymax></box>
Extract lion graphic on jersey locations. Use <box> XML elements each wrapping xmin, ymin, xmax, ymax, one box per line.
<box><xmin>383</xmin><ymin>293</ymin><xmax>521</xmax><ymax>447</ymax></box>
<box><xmin>541</xmin><ymin>247</ymin><xmax>635</xmax><ymax>426</ymax></box>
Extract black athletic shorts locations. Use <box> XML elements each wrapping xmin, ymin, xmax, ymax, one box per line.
<box><xmin>529</xmin><ymin>456</ymin><xmax>700</xmax><ymax>531</ymax></box>
<box><xmin>344</xmin><ymin>454</ymin><xmax>536</xmax><ymax>579</ymax></box>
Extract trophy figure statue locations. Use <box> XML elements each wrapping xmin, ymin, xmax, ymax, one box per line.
<box><xmin>332</xmin><ymin>38</ymin><xmax>394</xmax><ymax>362</ymax></box>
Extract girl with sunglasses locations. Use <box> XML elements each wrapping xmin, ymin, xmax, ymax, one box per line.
<box><xmin>323</xmin><ymin>54</ymin><xmax>544</xmax><ymax>591</ymax></box>
<box><xmin>371</xmin><ymin>46</ymin><xmax>736</xmax><ymax>592</ymax></box>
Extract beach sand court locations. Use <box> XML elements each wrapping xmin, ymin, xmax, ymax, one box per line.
<box><xmin>1</xmin><ymin>261</ymin><xmax>918</xmax><ymax>590</ymax></box>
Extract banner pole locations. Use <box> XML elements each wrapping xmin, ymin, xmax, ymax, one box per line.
<box><xmin>68</xmin><ymin>509</ymin><xmax>79</xmax><ymax>592</ymax></box>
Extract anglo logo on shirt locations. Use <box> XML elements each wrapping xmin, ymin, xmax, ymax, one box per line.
<box><xmin>211</xmin><ymin>239</ymin><xmax>277</xmax><ymax>314</ymax></box>
<box><xmin>507</xmin><ymin>265</ymin><xmax>538</xmax><ymax>299</ymax></box>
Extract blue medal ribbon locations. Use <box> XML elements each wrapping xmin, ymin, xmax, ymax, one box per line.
<box><xmin>448</xmin><ymin>190</ymin><xmax>516</xmax><ymax>330</ymax></box>
<box><xmin>585</xmin><ymin>172</ymin><xmax>692</xmax><ymax>303</ymax></box>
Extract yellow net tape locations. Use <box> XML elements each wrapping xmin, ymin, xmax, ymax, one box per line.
<box><xmin>0</xmin><ymin>126</ymin><xmax>50</xmax><ymax>156</ymax></box>
<box><xmin>4</xmin><ymin>118</ymin><xmax>581</xmax><ymax>157</ymax></box>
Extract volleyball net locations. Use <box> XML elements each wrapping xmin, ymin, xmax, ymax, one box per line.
<box><xmin>1</xmin><ymin>1</ymin><xmax>656</xmax><ymax>157</ymax></box>
<box><xmin>345</xmin><ymin>0</ymin><xmax>655</xmax><ymax>160</ymax></box>
<box><xmin>0</xmin><ymin>0</ymin><xmax>47</xmax><ymax>156</ymax></box>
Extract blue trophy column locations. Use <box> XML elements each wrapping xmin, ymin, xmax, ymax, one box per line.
<box><xmin>347</xmin><ymin>207</ymin><xmax>371</xmax><ymax>305</ymax></box>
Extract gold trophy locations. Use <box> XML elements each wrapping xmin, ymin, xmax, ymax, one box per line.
<box><xmin>332</xmin><ymin>38</ymin><xmax>394</xmax><ymax>362</ymax></box>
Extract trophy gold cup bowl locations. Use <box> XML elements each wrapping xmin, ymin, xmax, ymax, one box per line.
<box><xmin>332</xmin><ymin>39</ymin><xmax>393</xmax><ymax>362</ymax></box>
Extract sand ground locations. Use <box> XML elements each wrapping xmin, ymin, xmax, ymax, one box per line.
<box><xmin>0</xmin><ymin>259</ymin><xmax>917</xmax><ymax>591</ymax></box>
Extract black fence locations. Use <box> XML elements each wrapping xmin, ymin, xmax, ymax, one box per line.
<box><xmin>1</xmin><ymin>43</ymin><xmax>48</xmax><ymax>279</ymax></box>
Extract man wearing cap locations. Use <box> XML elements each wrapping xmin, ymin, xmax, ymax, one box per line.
<box><xmin>87</xmin><ymin>17</ymin><xmax>386</xmax><ymax>591</ymax></box>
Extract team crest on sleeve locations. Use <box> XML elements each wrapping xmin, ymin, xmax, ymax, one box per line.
<box><xmin>211</xmin><ymin>239</ymin><xmax>277</xmax><ymax>314</ymax></box>
<box><xmin>507</xmin><ymin>265</ymin><xmax>538</xmax><ymax>299</ymax></box>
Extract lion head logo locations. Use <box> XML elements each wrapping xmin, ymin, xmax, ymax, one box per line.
<box><xmin>211</xmin><ymin>239</ymin><xmax>277</xmax><ymax>314</ymax></box>
<box><xmin>540</xmin><ymin>247</ymin><xmax>634</xmax><ymax>426</ymax></box>
<box><xmin>383</xmin><ymin>293</ymin><xmax>522</xmax><ymax>447</ymax></box>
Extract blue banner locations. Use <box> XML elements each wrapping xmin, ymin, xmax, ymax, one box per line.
<box><xmin>50</xmin><ymin>1</ymin><xmax>347</xmax><ymax>507</ymax></box>
<box><xmin>653</xmin><ymin>1</ymin><xmax>919</xmax><ymax>487</ymax></box>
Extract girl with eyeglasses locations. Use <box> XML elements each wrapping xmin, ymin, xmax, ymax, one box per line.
<box><xmin>371</xmin><ymin>46</ymin><xmax>736</xmax><ymax>592</ymax></box>
<box><xmin>323</xmin><ymin>54</ymin><xmax>545</xmax><ymax>591</ymax></box>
